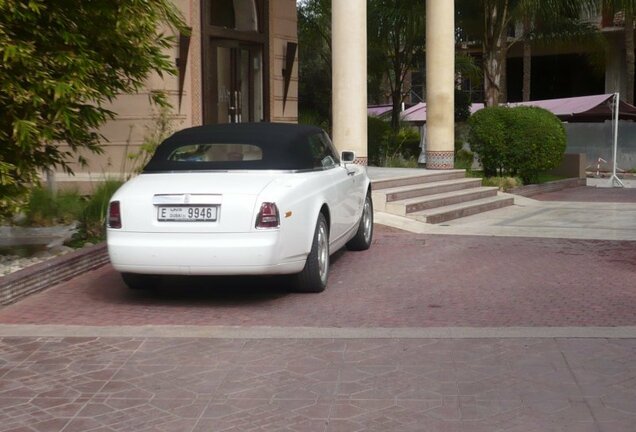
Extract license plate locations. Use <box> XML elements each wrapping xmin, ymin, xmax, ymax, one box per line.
<box><xmin>157</xmin><ymin>206</ymin><xmax>218</xmax><ymax>222</ymax></box>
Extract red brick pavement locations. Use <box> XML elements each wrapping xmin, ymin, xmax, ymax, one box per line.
<box><xmin>1</xmin><ymin>226</ymin><xmax>634</xmax><ymax>327</ymax></box>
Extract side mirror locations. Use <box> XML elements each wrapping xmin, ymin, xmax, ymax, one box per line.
<box><xmin>341</xmin><ymin>151</ymin><xmax>356</xmax><ymax>163</ymax></box>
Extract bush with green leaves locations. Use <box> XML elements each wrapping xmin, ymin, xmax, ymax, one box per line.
<box><xmin>79</xmin><ymin>180</ymin><xmax>124</xmax><ymax>241</ymax></box>
<box><xmin>19</xmin><ymin>180</ymin><xmax>122</xmax><ymax>245</ymax></box>
<box><xmin>468</xmin><ymin>107</ymin><xmax>508</xmax><ymax>177</ymax></box>
<box><xmin>367</xmin><ymin>117</ymin><xmax>421</xmax><ymax>166</ymax></box>
<box><xmin>0</xmin><ymin>0</ymin><xmax>186</xmax><ymax>217</ymax></box>
<box><xmin>367</xmin><ymin>116</ymin><xmax>392</xmax><ymax>165</ymax></box>
<box><xmin>455</xmin><ymin>89</ymin><xmax>472</xmax><ymax>123</ymax></box>
<box><xmin>468</xmin><ymin>106</ymin><xmax>566</xmax><ymax>184</ymax></box>
<box><xmin>23</xmin><ymin>188</ymin><xmax>84</xmax><ymax>227</ymax></box>
<box><xmin>455</xmin><ymin>148</ymin><xmax>474</xmax><ymax>171</ymax></box>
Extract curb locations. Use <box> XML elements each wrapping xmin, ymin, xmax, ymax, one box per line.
<box><xmin>507</xmin><ymin>178</ymin><xmax>585</xmax><ymax>197</ymax></box>
<box><xmin>0</xmin><ymin>243</ymin><xmax>109</xmax><ymax>306</ymax></box>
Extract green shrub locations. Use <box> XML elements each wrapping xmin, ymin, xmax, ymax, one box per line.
<box><xmin>455</xmin><ymin>148</ymin><xmax>474</xmax><ymax>171</ymax></box>
<box><xmin>468</xmin><ymin>106</ymin><xmax>566</xmax><ymax>184</ymax></box>
<box><xmin>507</xmin><ymin>107</ymin><xmax>567</xmax><ymax>184</ymax></box>
<box><xmin>368</xmin><ymin>117</ymin><xmax>423</xmax><ymax>166</ymax></box>
<box><xmin>367</xmin><ymin>116</ymin><xmax>392</xmax><ymax>166</ymax></box>
<box><xmin>455</xmin><ymin>89</ymin><xmax>472</xmax><ymax>122</ymax></box>
<box><xmin>392</xmin><ymin>126</ymin><xmax>421</xmax><ymax>160</ymax></box>
<box><xmin>78</xmin><ymin>180</ymin><xmax>123</xmax><ymax>241</ymax></box>
<box><xmin>24</xmin><ymin>187</ymin><xmax>84</xmax><ymax>226</ymax></box>
<box><xmin>299</xmin><ymin>110</ymin><xmax>330</xmax><ymax>131</ymax></box>
<box><xmin>468</xmin><ymin>107</ymin><xmax>508</xmax><ymax>177</ymax></box>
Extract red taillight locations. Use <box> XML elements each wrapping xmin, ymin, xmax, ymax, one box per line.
<box><xmin>108</xmin><ymin>201</ymin><xmax>122</xmax><ymax>229</ymax></box>
<box><xmin>255</xmin><ymin>202</ymin><xmax>280</xmax><ymax>229</ymax></box>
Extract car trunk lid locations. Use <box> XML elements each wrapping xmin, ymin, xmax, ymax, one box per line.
<box><xmin>115</xmin><ymin>172</ymin><xmax>279</xmax><ymax>233</ymax></box>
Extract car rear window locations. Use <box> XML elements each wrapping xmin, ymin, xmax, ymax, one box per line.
<box><xmin>143</xmin><ymin>123</ymin><xmax>337</xmax><ymax>172</ymax></box>
<box><xmin>168</xmin><ymin>144</ymin><xmax>263</xmax><ymax>162</ymax></box>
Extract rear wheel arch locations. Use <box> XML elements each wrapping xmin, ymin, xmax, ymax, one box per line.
<box><xmin>319</xmin><ymin>204</ymin><xmax>331</xmax><ymax>236</ymax></box>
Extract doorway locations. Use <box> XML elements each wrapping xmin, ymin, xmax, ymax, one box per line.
<box><xmin>208</xmin><ymin>40</ymin><xmax>263</xmax><ymax>124</ymax></box>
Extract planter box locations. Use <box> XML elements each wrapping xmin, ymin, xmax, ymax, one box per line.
<box><xmin>0</xmin><ymin>243</ymin><xmax>109</xmax><ymax>305</ymax></box>
<box><xmin>508</xmin><ymin>178</ymin><xmax>586</xmax><ymax>197</ymax></box>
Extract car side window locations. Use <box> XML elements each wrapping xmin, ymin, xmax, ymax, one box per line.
<box><xmin>308</xmin><ymin>133</ymin><xmax>338</xmax><ymax>169</ymax></box>
<box><xmin>320</xmin><ymin>132</ymin><xmax>340</xmax><ymax>164</ymax></box>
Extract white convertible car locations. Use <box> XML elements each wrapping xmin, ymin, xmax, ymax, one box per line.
<box><xmin>107</xmin><ymin>123</ymin><xmax>373</xmax><ymax>292</ymax></box>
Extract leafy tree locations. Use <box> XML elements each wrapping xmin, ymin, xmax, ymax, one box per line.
<box><xmin>368</xmin><ymin>0</ymin><xmax>425</xmax><ymax>131</ymax></box>
<box><xmin>297</xmin><ymin>0</ymin><xmax>332</xmax><ymax>128</ymax></box>
<box><xmin>457</xmin><ymin>0</ymin><xmax>597</xmax><ymax>105</ymax></box>
<box><xmin>602</xmin><ymin>0</ymin><xmax>636</xmax><ymax>103</ymax></box>
<box><xmin>518</xmin><ymin>0</ymin><xmax>598</xmax><ymax>101</ymax></box>
<box><xmin>0</xmin><ymin>0</ymin><xmax>186</xmax><ymax>217</ymax></box>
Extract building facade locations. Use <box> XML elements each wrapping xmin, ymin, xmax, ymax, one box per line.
<box><xmin>56</xmin><ymin>0</ymin><xmax>298</xmax><ymax>190</ymax></box>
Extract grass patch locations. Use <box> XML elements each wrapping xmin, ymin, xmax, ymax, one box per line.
<box><xmin>467</xmin><ymin>170</ymin><xmax>568</xmax><ymax>190</ymax></box>
<box><xmin>23</xmin><ymin>188</ymin><xmax>84</xmax><ymax>226</ymax></box>
<box><xmin>381</xmin><ymin>155</ymin><xmax>419</xmax><ymax>168</ymax></box>
<box><xmin>481</xmin><ymin>176</ymin><xmax>523</xmax><ymax>191</ymax></box>
<box><xmin>69</xmin><ymin>180</ymin><xmax>124</xmax><ymax>246</ymax></box>
<box><xmin>20</xmin><ymin>180</ymin><xmax>123</xmax><ymax>247</ymax></box>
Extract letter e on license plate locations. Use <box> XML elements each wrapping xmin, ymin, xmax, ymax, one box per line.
<box><xmin>158</xmin><ymin>206</ymin><xmax>217</xmax><ymax>222</ymax></box>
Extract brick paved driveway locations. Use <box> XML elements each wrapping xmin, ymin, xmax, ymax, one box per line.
<box><xmin>1</xmin><ymin>224</ymin><xmax>635</xmax><ymax>431</ymax></box>
<box><xmin>0</xmin><ymin>226</ymin><xmax>634</xmax><ymax>328</ymax></box>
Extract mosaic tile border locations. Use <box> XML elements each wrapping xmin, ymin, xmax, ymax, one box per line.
<box><xmin>426</xmin><ymin>151</ymin><xmax>454</xmax><ymax>170</ymax></box>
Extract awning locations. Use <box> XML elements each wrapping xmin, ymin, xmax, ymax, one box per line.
<box><xmin>367</xmin><ymin>104</ymin><xmax>393</xmax><ymax>118</ymax></box>
<box><xmin>400</xmin><ymin>94</ymin><xmax>636</xmax><ymax>124</ymax></box>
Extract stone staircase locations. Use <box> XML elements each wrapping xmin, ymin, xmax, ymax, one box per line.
<box><xmin>371</xmin><ymin>170</ymin><xmax>514</xmax><ymax>224</ymax></box>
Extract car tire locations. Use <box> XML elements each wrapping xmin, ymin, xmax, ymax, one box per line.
<box><xmin>121</xmin><ymin>272</ymin><xmax>160</xmax><ymax>290</ymax></box>
<box><xmin>292</xmin><ymin>213</ymin><xmax>329</xmax><ymax>293</ymax></box>
<box><xmin>346</xmin><ymin>192</ymin><xmax>373</xmax><ymax>251</ymax></box>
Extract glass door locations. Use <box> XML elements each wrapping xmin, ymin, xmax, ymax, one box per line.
<box><xmin>208</xmin><ymin>39</ymin><xmax>263</xmax><ymax>124</ymax></box>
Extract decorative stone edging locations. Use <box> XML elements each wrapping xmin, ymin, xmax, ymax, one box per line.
<box><xmin>507</xmin><ymin>178</ymin><xmax>586</xmax><ymax>197</ymax></box>
<box><xmin>0</xmin><ymin>243</ymin><xmax>109</xmax><ymax>306</ymax></box>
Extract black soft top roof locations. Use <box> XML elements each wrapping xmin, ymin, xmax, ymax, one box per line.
<box><xmin>143</xmin><ymin>123</ymin><xmax>326</xmax><ymax>172</ymax></box>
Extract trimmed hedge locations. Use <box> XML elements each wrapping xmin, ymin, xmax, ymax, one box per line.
<box><xmin>468</xmin><ymin>106</ymin><xmax>566</xmax><ymax>184</ymax></box>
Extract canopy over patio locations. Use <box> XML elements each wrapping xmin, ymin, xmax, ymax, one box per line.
<box><xmin>400</xmin><ymin>94</ymin><xmax>636</xmax><ymax>124</ymax></box>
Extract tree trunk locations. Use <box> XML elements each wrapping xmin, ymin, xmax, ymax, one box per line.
<box><xmin>625</xmin><ymin>8</ymin><xmax>635</xmax><ymax>104</ymax></box>
<box><xmin>522</xmin><ymin>18</ymin><xmax>532</xmax><ymax>102</ymax></box>
<box><xmin>522</xmin><ymin>40</ymin><xmax>532</xmax><ymax>101</ymax></box>
<box><xmin>390</xmin><ymin>89</ymin><xmax>402</xmax><ymax>132</ymax></box>
<box><xmin>483</xmin><ymin>1</ymin><xmax>509</xmax><ymax>107</ymax></box>
<box><xmin>483</xmin><ymin>42</ymin><xmax>506</xmax><ymax>107</ymax></box>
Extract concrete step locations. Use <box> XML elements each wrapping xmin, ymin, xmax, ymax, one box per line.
<box><xmin>377</xmin><ymin>178</ymin><xmax>483</xmax><ymax>203</ymax></box>
<box><xmin>371</xmin><ymin>170</ymin><xmax>466</xmax><ymax>190</ymax></box>
<box><xmin>385</xmin><ymin>187</ymin><xmax>499</xmax><ymax>216</ymax></box>
<box><xmin>409</xmin><ymin>195</ymin><xmax>515</xmax><ymax>224</ymax></box>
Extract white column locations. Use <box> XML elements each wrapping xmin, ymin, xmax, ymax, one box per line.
<box><xmin>332</xmin><ymin>0</ymin><xmax>367</xmax><ymax>164</ymax></box>
<box><xmin>425</xmin><ymin>0</ymin><xmax>455</xmax><ymax>169</ymax></box>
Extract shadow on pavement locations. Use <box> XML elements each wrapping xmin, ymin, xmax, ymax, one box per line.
<box><xmin>113</xmin><ymin>249</ymin><xmax>348</xmax><ymax>307</ymax></box>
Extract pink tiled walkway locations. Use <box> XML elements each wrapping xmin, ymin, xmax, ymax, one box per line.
<box><xmin>1</xmin><ymin>336</ymin><xmax>636</xmax><ymax>432</ymax></box>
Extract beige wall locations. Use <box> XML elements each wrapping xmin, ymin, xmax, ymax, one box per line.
<box><xmin>269</xmin><ymin>0</ymin><xmax>298</xmax><ymax>123</ymax></box>
<box><xmin>54</xmin><ymin>0</ymin><xmax>298</xmax><ymax>190</ymax></box>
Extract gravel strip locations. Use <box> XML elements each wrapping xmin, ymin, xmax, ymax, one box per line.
<box><xmin>0</xmin><ymin>245</ymin><xmax>86</xmax><ymax>276</ymax></box>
